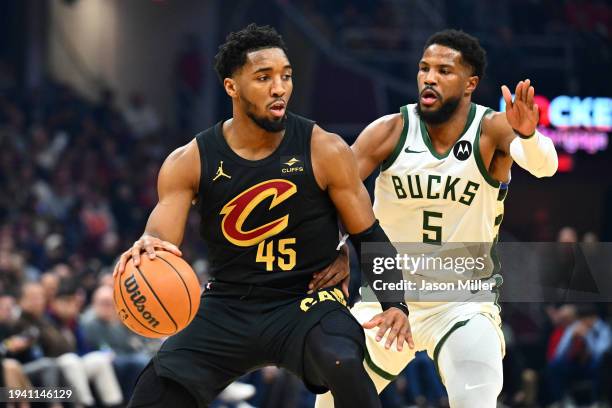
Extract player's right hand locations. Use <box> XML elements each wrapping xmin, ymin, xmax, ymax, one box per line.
<box><xmin>113</xmin><ymin>235</ymin><xmax>182</xmax><ymax>278</ymax></box>
<box><xmin>362</xmin><ymin>307</ymin><xmax>414</xmax><ymax>352</ymax></box>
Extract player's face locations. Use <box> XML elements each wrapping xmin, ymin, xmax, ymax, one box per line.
<box><xmin>416</xmin><ymin>44</ymin><xmax>476</xmax><ymax>124</ymax></box>
<box><xmin>233</xmin><ymin>47</ymin><xmax>293</xmax><ymax>132</ymax></box>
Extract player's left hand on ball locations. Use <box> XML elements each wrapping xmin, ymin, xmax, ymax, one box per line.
<box><xmin>308</xmin><ymin>244</ymin><xmax>350</xmax><ymax>296</ymax></box>
<box><xmin>362</xmin><ymin>308</ymin><xmax>414</xmax><ymax>352</ymax></box>
<box><xmin>501</xmin><ymin>78</ymin><xmax>539</xmax><ymax>137</ymax></box>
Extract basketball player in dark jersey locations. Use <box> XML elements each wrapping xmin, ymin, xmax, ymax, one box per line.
<box><xmin>113</xmin><ymin>24</ymin><xmax>412</xmax><ymax>408</ymax></box>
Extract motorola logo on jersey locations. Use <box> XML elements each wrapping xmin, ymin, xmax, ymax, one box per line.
<box><xmin>220</xmin><ymin>179</ymin><xmax>297</xmax><ymax>247</ymax></box>
<box><xmin>453</xmin><ymin>141</ymin><xmax>472</xmax><ymax>161</ymax></box>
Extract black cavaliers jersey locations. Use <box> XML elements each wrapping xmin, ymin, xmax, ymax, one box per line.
<box><xmin>195</xmin><ymin>112</ymin><xmax>340</xmax><ymax>291</ymax></box>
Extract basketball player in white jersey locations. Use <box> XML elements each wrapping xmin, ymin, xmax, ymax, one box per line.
<box><xmin>315</xmin><ymin>29</ymin><xmax>558</xmax><ymax>408</ymax></box>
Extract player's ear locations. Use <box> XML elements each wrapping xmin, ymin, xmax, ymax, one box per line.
<box><xmin>465</xmin><ymin>75</ymin><xmax>479</xmax><ymax>96</ymax></box>
<box><xmin>223</xmin><ymin>78</ymin><xmax>238</xmax><ymax>98</ymax></box>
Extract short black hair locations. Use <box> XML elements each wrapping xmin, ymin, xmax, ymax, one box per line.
<box><xmin>424</xmin><ymin>29</ymin><xmax>487</xmax><ymax>79</ymax></box>
<box><xmin>214</xmin><ymin>24</ymin><xmax>288</xmax><ymax>83</ymax></box>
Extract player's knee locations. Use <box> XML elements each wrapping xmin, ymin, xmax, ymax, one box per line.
<box><xmin>129</xmin><ymin>362</ymin><xmax>197</xmax><ymax>408</ymax></box>
<box><xmin>448</xmin><ymin>381</ymin><xmax>501</xmax><ymax>408</ymax></box>
<box><xmin>305</xmin><ymin>310</ymin><xmax>366</xmax><ymax>382</ymax></box>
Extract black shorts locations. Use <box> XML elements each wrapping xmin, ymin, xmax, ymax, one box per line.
<box><xmin>152</xmin><ymin>281</ymin><xmax>353</xmax><ymax>407</ymax></box>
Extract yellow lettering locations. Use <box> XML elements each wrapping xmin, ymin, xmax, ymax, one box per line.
<box><xmin>300</xmin><ymin>298</ymin><xmax>314</xmax><ymax>312</ymax></box>
<box><xmin>317</xmin><ymin>291</ymin><xmax>335</xmax><ymax>302</ymax></box>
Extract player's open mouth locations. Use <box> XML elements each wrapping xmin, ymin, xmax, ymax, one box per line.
<box><xmin>420</xmin><ymin>89</ymin><xmax>439</xmax><ymax>107</ymax></box>
<box><xmin>269</xmin><ymin>102</ymin><xmax>286</xmax><ymax>118</ymax></box>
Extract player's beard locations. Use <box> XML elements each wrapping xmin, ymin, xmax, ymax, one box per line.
<box><xmin>243</xmin><ymin>96</ymin><xmax>287</xmax><ymax>132</ymax></box>
<box><xmin>416</xmin><ymin>95</ymin><xmax>461</xmax><ymax>125</ymax></box>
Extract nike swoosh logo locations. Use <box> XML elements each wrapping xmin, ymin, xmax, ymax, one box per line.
<box><xmin>405</xmin><ymin>148</ymin><xmax>426</xmax><ymax>154</ymax></box>
<box><xmin>465</xmin><ymin>383</ymin><xmax>494</xmax><ymax>391</ymax></box>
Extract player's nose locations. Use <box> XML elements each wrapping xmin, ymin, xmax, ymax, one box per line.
<box><xmin>270</xmin><ymin>77</ymin><xmax>286</xmax><ymax>97</ymax></box>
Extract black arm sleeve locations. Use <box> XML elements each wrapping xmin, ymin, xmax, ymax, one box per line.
<box><xmin>349</xmin><ymin>220</ymin><xmax>409</xmax><ymax>315</ymax></box>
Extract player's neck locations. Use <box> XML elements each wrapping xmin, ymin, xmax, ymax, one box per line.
<box><xmin>425</xmin><ymin>100</ymin><xmax>472</xmax><ymax>144</ymax></box>
<box><xmin>223</xmin><ymin>112</ymin><xmax>285</xmax><ymax>159</ymax></box>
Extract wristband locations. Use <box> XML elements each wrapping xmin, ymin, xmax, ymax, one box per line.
<box><xmin>513</xmin><ymin>128</ymin><xmax>536</xmax><ymax>139</ymax></box>
<box><xmin>381</xmin><ymin>301</ymin><xmax>409</xmax><ymax>316</ymax></box>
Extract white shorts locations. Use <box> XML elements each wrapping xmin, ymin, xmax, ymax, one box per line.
<box><xmin>352</xmin><ymin>301</ymin><xmax>506</xmax><ymax>380</ymax></box>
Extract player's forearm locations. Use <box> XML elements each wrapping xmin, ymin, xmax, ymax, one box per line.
<box><xmin>509</xmin><ymin>130</ymin><xmax>558</xmax><ymax>178</ymax></box>
<box><xmin>142</xmin><ymin>204</ymin><xmax>188</xmax><ymax>246</ymax></box>
<box><xmin>349</xmin><ymin>220</ymin><xmax>407</xmax><ymax>310</ymax></box>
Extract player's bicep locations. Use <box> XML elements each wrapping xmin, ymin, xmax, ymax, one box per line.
<box><xmin>144</xmin><ymin>142</ymin><xmax>199</xmax><ymax>245</ymax></box>
<box><xmin>351</xmin><ymin>114</ymin><xmax>403</xmax><ymax>180</ymax></box>
<box><xmin>326</xmin><ymin>142</ymin><xmax>376</xmax><ymax>234</ymax></box>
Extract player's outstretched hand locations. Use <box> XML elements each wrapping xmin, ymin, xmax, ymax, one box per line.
<box><xmin>308</xmin><ymin>244</ymin><xmax>350</xmax><ymax>297</ymax></box>
<box><xmin>362</xmin><ymin>308</ymin><xmax>414</xmax><ymax>352</ymax></box>
<box><xmin>501</xmin><ymin>78</ymin><xmax>539</xmax><ymax>137</ymax></box>
<box><xmin>113</xmin><ymin>235</ymin><xmax>182</xmax><ymax>278</ymax></box>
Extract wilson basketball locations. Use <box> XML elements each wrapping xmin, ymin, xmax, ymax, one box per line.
<box><xmin>113</xmin><ymin>251</ymin><xmax>201</xmax><ymax>338</ymax></box>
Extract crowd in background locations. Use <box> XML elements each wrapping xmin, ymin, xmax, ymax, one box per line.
<box><xmin>0</xmin><ymin>71</ymin><xmax>610</xmax><ymax>407</ymax></box>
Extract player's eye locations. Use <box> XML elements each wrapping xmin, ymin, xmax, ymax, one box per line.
<box><xmin>257</xmin><ymin>76</ymin><xmax>269</xmax><ymax>81</ymax></box>
<box><xmin>419</xmin><ymin>66</ymin><xmax>429</xmax><ymax>72</ymax></box>
<box><xmin>282</xmin><ymin>74</ymin><xmax>292</xmax><ymax>81</ymax></box>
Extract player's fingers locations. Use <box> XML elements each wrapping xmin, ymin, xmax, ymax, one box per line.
<box><xmin>527</xmin><ymin>86</ymin><xmax>535</xmax><ymax>107</ymax></box>
<box><xmin>533</xmin><ymin>103</ymin><xmax>540</xmax><ymax>117</ymax></box>
<box><xmin>376</xmin><ymin>321</ymin><xmax>390</xmax><ymax>342</ymax></box>
<box><xmin>406</xmin><ymin>324</ymin><xmax>415</xmax><ymax>349</ymax></box>
<box><xmin>144</xmin><ymin>243</ymin><xmax>157</xmax><ymax>260</ymax></box>
<box><xmin>501</xmin><ymin>85</ymin><xmax>513</xmax><ymax>108</ymax></box>
<box><xmin>385</xmin><ymin>319</ymin><xmax>402</xmax><ymax>349</ymax></box>
<box><xmin>513</xmin><ymin>81</ymin><xmax>521</xmax><ymax>101</ymax></box>
<box><xmin>396</xmin><ymin>331</ymin><xmax>405</xmax><ymax>352</ymax></box>
<box><xmin>308</xmin><ymin>270</ymin><xmax>325</xmax><ymax>292</ymax></box>
<box><xmin>341</xmin><ymin>275</ymin><xmax>350</xmax><ymax>298</ymax></box>
<box><xmin>161</xmin><ymin>241</ymin><xmax>182</xmax><ymax>256</ymax></box>
<box><xmin>314</xmin><ymin>269</ymin><xmax>337</xmax><ymax>290</ymax></box>
<box><xmin>116</xmin><ymin>250</ymin><xmax>131</xmax><ymax>275</ymax></box>
<box><xmin>131</xmin><ymin>243</ymin><xmax>142</xmax><ymax>267</ymax></box>
<box><xmin>362</xmin><ymin>315</ymin><xmax>382</xmax><ymax>330</ymax></box>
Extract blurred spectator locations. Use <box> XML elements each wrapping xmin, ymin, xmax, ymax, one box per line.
<box><xmin>122</xmin><ymin>92</ymin><xmax>161</xmax><ymax>140</ymax></box>
<box><xmin>81</xmin><ymin>285</ymin><xmax>159</xmax><ymax>398</ymax></box>
<box><xmin>175</xmin><ymin>34</ymin><xmax>204</xmax><ymax>134</ymax></box>
<box><xmin>547</xmin><ymin>304</ymin><xmax>611</xmax><ymax>406</ymax></box>
<box><xmin>15</xmin><ymin>281</ymin><xmax>123</xmax><ymax>406</ymax></box>
<box><xmin>0</xmin><ymin>293</ymin><xmax>33</xmax><ymax>408</ymax></box>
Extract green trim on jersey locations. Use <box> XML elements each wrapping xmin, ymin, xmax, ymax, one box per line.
<box><xmin>474</xmin><ymin>108</ymin><xmax>501</xmax><ymax>188</ymax></box>
<box><xmin>419</xmin><ymin>103</ymin><xmax>476</xmax><ymax>160</ymax></box>
<box><xmin>433</xmin><ymin>318</ymin><xmax>471</xmax><ymax>379</ymax></box>
<box><xmin>364</xmin><ymin>347</ymin><xmax>398</xmax><ymax>381</ymax></box>
<box><xmin>381</xmin><ymin>105</ymin><xmax>410</xmax><ymax>172</ymax></box>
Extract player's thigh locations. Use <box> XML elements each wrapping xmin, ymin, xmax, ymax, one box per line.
<box><xmin>129</xmin><ymin>362</ymin><xmax>198</xmax><ymax>408</ymax></box>
<box><xmin>155</xmin><ymin>296</ymin><xmax>259</xmax><ymax>405</ymax></box>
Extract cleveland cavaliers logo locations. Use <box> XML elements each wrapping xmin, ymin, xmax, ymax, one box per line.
<box><xmin>453</xmin><ymin>140</ymin><xmax>472</xmax><ymax>161</ymax></box>
<box><xmin>220</xmin><ymin>179</ymin><xmax>297</xmax><ymax>247</ymax></box>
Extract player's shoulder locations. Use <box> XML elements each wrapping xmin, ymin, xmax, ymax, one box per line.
<box><xmin>159</xmin><ymin>139</ymin><xmax>200</xmax><ymax>188</ymax></box>
<box><xmin>351</xmin><ymin>111</ymin><xmax>405</xmax><ymax>165</ymax></box>
<box><xmin>481</xmin><ymin>108</ymin><xmax>513</xmax><ymax>138</ymax></box>
<box><xmin>311</xmin><ymin>124</ymin><xmax>351</xmax><ymax>159</ymax></box>
<box><xmin>165</xmin><ymin>139</ymin><xmax>200</xmax><ymax>166</ymax></box>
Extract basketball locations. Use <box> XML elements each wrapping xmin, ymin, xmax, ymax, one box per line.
<box><xmin>113</xmin><ymin>251</ymin><xmax>201</xmax><ymax>338</ymax></box>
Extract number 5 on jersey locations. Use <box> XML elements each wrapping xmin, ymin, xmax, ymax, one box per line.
<box><xmin>256</xmin><ymin>238</ymin><xmax>297</xmax><ymax>271</ymax></box>
<box><xmin>423</xmin><ymin>211</ymin><xmax>442</xmax><ymax>244</ymax></box>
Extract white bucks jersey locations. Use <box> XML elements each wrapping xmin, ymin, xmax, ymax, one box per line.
<box><xmin>373</xmin><ymin>103</ymin><xmax>508</xmax><ymax>289</ymax></box>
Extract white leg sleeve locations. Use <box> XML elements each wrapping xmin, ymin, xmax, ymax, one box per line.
<box><xmin>56</xmin><ymin>353</ymin><xmax>95</xmax><ymax>406</ymax></box>
<box><xmin>82</xmin><ymin>351</ymin><xmax>123</xmax><ymax>405</ymax></box>
<box><xmin>437</xmin><ymin>314</ymin><xmax>503</xmax><ymax>408</ymax></box>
